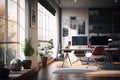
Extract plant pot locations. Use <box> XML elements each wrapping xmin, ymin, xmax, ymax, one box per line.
<box><xmin>22</xmin><ymin>60</ymin><xmax>32</xmax><ymax>69</ymax></box>
<box><xmin>0</xmin><ymin>68</ymin><xmax>10</xmax><ymax>79</ymax></box>
<box><xmin>41</xmin><ymin>57</ymin><xmax>48</xmax><ymax>67</ymax></box>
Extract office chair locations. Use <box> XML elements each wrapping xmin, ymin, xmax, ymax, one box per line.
<box><xmin>89</xmin><ymin>46</ymin><xmax>107</xmax><ymax>69</ymax></box>
<box><xmin>92</xmin><ymin>46</ymin><xmax>106</xmax><ymax>61</ymax></box>
<box><xmin>80</xmin><ymin>46</ymin><xmax>106</xmax><ymax>70</ymax></box>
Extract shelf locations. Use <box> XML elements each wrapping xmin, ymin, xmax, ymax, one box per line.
<box><xmin>89</xmin><ymin>8</ymin><xmax>120</xmax><ymax>35</ymax></box>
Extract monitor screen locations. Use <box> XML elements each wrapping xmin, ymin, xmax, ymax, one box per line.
<box><xmin>72</xmin><ymin>36</ymin><xmax>87</xmax><ymax>45</ymax></box>
<box><xmin>91</xmin><ymin>36</ymin><xmax>110</xmax><ymax>45</ymax></box>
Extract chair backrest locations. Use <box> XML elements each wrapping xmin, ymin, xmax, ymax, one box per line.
<box><xmin>92</xmin><ymin>46</ymin><xmax>105</xmax><ymax>55</ymax></box>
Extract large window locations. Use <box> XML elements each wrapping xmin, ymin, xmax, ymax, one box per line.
<box><xmin>0</xmin><ymin>0</ymin><xmax>26</xmax><ymax>67</ymax></box>
<box><xmin>38</xmin><ymin>4</ymin><xmax>54</xmax><ymax>41</ymax></box>
<box><xmin>38</xmin><ymin>3</ymin><xmax>58</xmax><ymax>59</ymax></box>
<box><xmin>0</xmin><ymin>0</ymin><xmax>6</xmax><ymax>65</ymax></box>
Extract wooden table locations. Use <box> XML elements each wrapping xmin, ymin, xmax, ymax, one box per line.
<box><xmin>60</xmin><ymin>48</ymin><xmax>93</xmax><ymax>67</ymax></box>
<box><xmin>60</xmin><ymin>48</ymin><xmax>118</xmax><ymax>67</ymax></box>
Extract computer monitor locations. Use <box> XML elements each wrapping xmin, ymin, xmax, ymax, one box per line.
<box><xmin>91</xmin><ymin>36</ymin><xmax>110</xmax><ymax>46</ymax></box>
<box><xmin>72</xmin><ymin>36</ymin><xmax>87</xmax><ymax>45</ymax></box>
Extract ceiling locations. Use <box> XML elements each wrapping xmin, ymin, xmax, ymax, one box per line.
<box><xmin>53</xmin><ymin>0</ymin><xmax>120</xmax><ymax>8</ymax></box>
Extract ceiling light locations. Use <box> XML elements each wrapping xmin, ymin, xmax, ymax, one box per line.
<box><xmin>74</xmin><ymin>0</ymin><xmax>77</xmax><ymax>2</ymax></box>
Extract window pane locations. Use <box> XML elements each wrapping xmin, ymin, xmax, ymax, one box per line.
<box><xmin>6</xmin><ymin>44</ymin><xmax>17</xmax><ymax>67</ymax></box>
<box><xmin>0</xmin><ymin>19</ymin><xmax>5</xmax><ymax>42</ymax></box>
<box><xmin>38</xmin><ymin>3</ymin><xmax>57</xmax><ymax>58</ymax></box>
<box><xmin>20</xmin><ymin>0</ymin><xmax>25</xmax><ymax>9</ymax></box>
<box><xmin>8</xmin><ymin>21</ymin><xmax>17</xmax><ymax>42</ymax></box>
<box><xmin>0</xmin><ymin>0</ymin><xmax>5</xmax><ymax>18</ymax></box>
<box><xmin>20</xmin><ymin>0</ymin><xmax>25</xmax><ymax>41</ymax></box>
<box><xmin>0</xmin><ymin>0</ymin><xmax>5</xmax><ymax>42</ymax></box>
<box><xmin>8</xmin><ymin>0</ymin><xmax>17</xmax><ymax>21</ymax></box>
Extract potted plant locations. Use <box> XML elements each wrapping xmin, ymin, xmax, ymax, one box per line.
<box><xmin>39</xmin><ymin>39</ymin><xmax>54</xmax><ymax>67</ymax></box>
<box><xmin>0</xmin><ymin>62</ymin><xmax>10</xmax><ymax>79</ymax></box>
<box><xmin>22</xmin><ymin>38</ymin><xmax>34</xmax><ymax>69</ymax></box>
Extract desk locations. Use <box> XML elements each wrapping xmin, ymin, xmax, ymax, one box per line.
<box><xmin>60</xmin><ymin>48</ymin><xmax>118</xmax><ymax>52</ymax></box>
<box><xmin>60</xmin><ymin>48</ymin><xmax>93</xmax><ymax>52</ymax></box>
<box><xmin>60</xmin><ymin>48</ymin><xmax>118</xmax><ymax>67</ymax></box>
<box><xmin>60</xmin><ymin>48</ymin><xmax>93</xmax><ymax>67</ymax></box>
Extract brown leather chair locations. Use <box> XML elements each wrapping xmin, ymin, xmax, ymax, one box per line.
<box><xmin>91</xmin><ymin>46</ymin><xmax>106</xmax><ymax>61</ymax></box>
<box><xmin>90</xmin><ymin>46</ymin><xmax>107</xmax><ymax>69</ymax></box>
<box><xmin>80</xmin><ymin>46</ymin><xmax>107</xmax><ymax>70</ymax></box>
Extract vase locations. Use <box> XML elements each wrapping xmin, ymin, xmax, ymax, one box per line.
<box><xmin>22</xmin><ymin>60</ymin><xmax>32</xmax><ymax>69</ymax></box>
<box><xmin>41</xmin><ymin>57</ymin><xmax>48</xmax><ymax>67</ymax></box>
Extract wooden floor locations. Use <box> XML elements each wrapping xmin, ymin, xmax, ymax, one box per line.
<box><xmin>31</xmin><ymin>61</ymin><xmax>120</xmax><ymax>80</ymax></box>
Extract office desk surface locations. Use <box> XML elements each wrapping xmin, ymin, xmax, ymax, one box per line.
<box><xmin>60</xmin><ymin>48</ymin><xmax>118</xmax><ymax>52</ymax></box>
<box><xmin>60</xmin><ymin>48</ymin><xmax>118</xmax><ymax>67</ymax></box>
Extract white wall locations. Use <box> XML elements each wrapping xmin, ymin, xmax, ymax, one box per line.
<box><xmin>28</xmin><ymin>0</ymin><xmax>38</xmax><ymax>69</ymax></box>
<box><xmin>53</xmin><ymin>6</ymin><xmax>60</xmax><ymax>58</ymax></box>
<box><xmin>62</xmin><ymin>8</ymin><xmax>89</xmax><ymax>48</ymax></box>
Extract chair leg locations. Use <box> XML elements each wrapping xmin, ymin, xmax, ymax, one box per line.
<box><xmin>91</xmin><ymin>59</ymin><xmax>99</xmax><ymax>70</ymax></box>
<box><xmin>86</xmin><ymin>58</ymin><xmax>92</xmax><ymax>69</ymax></box>
<box><xmin>86</xmin><ymin>62</ymin><xmax>90</xmax><ymax>69</ymax></box>
<box><xmin>94</xmin><ymin>60</ymin><xmax>99</xmax><ymax>70</ymax></box>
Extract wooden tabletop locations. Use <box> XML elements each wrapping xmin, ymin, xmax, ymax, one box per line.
<box><xmin>60</xmin><ymin>48</ymin><xmax>118</xmax><ymax>52</ymax></box>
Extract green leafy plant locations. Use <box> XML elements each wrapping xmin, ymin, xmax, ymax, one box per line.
<box><xmin>23</xmin><ymin>38</ymin><xmax>34</xmax><ymax>56</ymax></box>
<box><xmin>39</xmin><ymin>39</ymin><xmax>54</xmax><ymax>57</ymax></box>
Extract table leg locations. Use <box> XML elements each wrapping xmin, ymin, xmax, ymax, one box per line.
<box><xmin>62</xmin><ymin>53</ymin><xmax>72</xmax><ymax>67</ymax></box>
<box><xmin>66</xmin><ymin>53</ymin><xmax>72</xmax><ymax>66</ymax></box>
<box><xmin>62</xmin><ymin>53</ymin><xmax>67</xmax><ymax>67</ymax></box>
